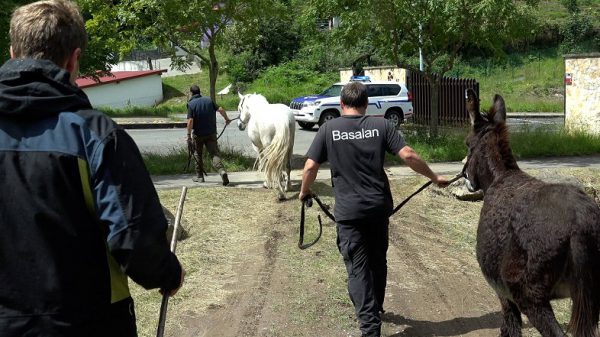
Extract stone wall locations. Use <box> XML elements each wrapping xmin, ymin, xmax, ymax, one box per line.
<box><xmin>339</xmin><ymin>66</ymin><xmax>407</xmax><ymax>84</ymax></box>
<box><xmin>565</xmin><ymin>54</ymin><xmax>600</xmax><ymax>134</ymax></box>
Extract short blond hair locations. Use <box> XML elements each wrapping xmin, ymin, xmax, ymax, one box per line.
<box><xmin>10</xmin><ymin>0</ymin><xmax>87</xmax><ymax>66</ymax></box>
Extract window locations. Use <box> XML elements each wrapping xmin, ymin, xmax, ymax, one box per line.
<box><xmin>320</xmin><ymin>85</ymin><xmax>343</xmax><ymax>97</ymax></box>
<box><xmin>382</xmin><ymin>85</ymin><xmax>401</xmax><ymax>96</ymax></box>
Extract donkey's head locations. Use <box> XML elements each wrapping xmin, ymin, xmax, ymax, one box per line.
<box><xmin>463</xmin><ymin>89</ymin><xmax>517</xmax><ymax>193</ymax></box>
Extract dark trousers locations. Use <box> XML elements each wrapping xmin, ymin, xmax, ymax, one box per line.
<box><xmin>193</xmin><ymin>134</ymin><xmax>225</xmax><ymax>176</ymax></box>
<box><xmin>337</xmin><ymin>217</ymin><xmax>389</xmax><ymax>337</ymax></box>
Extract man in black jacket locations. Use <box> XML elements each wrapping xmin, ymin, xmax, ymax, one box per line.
<box><xmin>0</xmin><ymin>1</ymin><xmax>184</xmax><ymax>336</ymax></box>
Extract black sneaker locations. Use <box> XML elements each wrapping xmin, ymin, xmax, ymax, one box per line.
<box><xmin>192</xmin><ymin>176</ymin><xmax>204</xmax><ymax>183</ymax></box>
<box><xmin>221</xmin><ymin>173</ymin><xmax>229</xmax><ymax>186</ymax></box>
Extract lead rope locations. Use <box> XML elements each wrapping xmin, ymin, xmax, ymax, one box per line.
<box><xmin>299</xmin><ymin>164</ymin><xmax>467</xmax><ymax>250</ymax></box>
<box><xmin>216</xmin><ymin>117</ymin><xmax>240</xmax><ymax>140</ymax></box>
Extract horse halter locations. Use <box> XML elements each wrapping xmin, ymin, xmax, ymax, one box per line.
<box><xmin>237</xmin><ymin>95</ymin><xmax>250</xmax><ymax>125</ymax></box>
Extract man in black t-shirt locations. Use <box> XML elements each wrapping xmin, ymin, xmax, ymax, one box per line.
<box><xmin>300</xmin><ymin>82</ymin><xmax>449</xmax><ymax>337</ymax></box>
<box><xmin>186</xmin><ymin>85</ymin><xmax>231</xmax><ymax>185</ymax></box>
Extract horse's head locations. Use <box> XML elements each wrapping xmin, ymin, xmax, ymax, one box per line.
<box><xmin>463</xmin><ymin>89</ymin><xmax>517</xmax><ymax>193</ymax></box>
<box><xmin>237</xmin><ymin>92</ymin><xmax>252</xmax><ymax>130</ymax></box>
<box><xmin>237</xmin><ymin>93</ymin><xmax>270</xmax><ymax>131</ymax></box>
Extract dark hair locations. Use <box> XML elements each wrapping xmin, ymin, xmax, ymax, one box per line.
<box><xmin>190</xmin><ymin>85</ymin><xmax>200</xmax><ymax>95</ymax></box>
<box><xmin>341</xmin><ymin>82</ymin><xmax>368</xmax><ymax>108</ymax></box>
<box><xmin>10</xmin><ymin>0</ymin><xmax>87</xmax><ymax>67</ymax></box>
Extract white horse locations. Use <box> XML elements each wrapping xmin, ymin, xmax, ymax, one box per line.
<box><xmin>237</xmin><ymin>93</ymin><xmax>295</xmax><ymax>200</ymax></box>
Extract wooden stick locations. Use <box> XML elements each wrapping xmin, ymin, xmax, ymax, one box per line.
<box><xmin>156</xmin><ymin>186</ymin><xmax>187</xmax><ymax>337</ymax></box>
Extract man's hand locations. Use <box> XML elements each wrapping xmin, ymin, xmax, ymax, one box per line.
<box><xmin>225</xmin><ymin>118</ymin><xmax>232</xmax><ymax>125</ymax></box>
<box><xmin>299</xmin><ymin>190</ymin><xmax>312</xmax><ymax>202</ymax></box>
<box><xmin>160</xmin><ymin>267</ymin><xmax>185</xmax><ymax>297</ymax></box>
<box><xmin>433</xmin><ymin>175</ymin><xmax>450</xmax><ymax>188</ymax></box>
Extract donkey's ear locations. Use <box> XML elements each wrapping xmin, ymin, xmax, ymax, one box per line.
<box><xmin>492</xmin><ymin>94</ymin><xmax>506</xmax><ymax>124</ymax></box>
<box><xmin>238</xmin><ymin>92</ymin><xmax>244</xmax><ymax>99</ymax></box>
<box><xmin>466</xmin><ymin>89</ymin><xmax>483</xmax><ymax>126</ymax></box>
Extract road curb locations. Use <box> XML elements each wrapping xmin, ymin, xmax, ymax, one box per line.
<box><xmin>119</xmin><ymin>122</ymin><xmax>187</xmax><ymax>130</ymax></box>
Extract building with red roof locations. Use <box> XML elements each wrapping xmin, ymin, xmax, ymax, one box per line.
<box><xmin>76</xmin><ymin>69</ymin><xmax>166</xmax><ymax>109</ymax></box>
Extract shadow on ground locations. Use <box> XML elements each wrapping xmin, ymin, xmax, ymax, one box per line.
<box><xmin>383</xmin><ymin>311</ymin><xmax>502</xmax><ymax>337</ymax></box>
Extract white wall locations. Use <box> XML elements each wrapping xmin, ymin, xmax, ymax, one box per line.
<box><xmin>565</xmin><ymin>54</ymin><xmax>600</xmax><ymax>135</ymax></box>
<box><xmin>83</xmin><ymin>74</ymin><xmax>164</xmax><ymax>109</ymax></box>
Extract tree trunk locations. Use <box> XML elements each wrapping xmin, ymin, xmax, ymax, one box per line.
<box><xmin>208</xmin><ymin>41</ymin><xmax>219</xmax><ymax>102</ymax></box>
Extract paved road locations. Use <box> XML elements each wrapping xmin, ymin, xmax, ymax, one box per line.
<box><xmin>127</xmin><ymin>114</ymin><xmax>564</xmax><ymax>156</ymax></box>
<box><xmin>127</xmin><ymin>112</ymin><xmax>318</xmax><ymax>156</ymax></box>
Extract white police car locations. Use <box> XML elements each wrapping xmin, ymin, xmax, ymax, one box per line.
<box><xmin>289</xmin><ymin>77</ymin><xmax>413</xmax><ymax>130</ymax></box>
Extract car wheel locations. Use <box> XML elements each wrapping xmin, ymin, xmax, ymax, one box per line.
<box><xmin>319</xmin><ymin>110</ymin><xmax>339</xmax><ymax>126</ymax></box>
<box><xmin>297</xmin><ymin>121</ymin><xmax>316</xmax><ymax>130</ymax></box>
<box><xmin>385</xmin><ymin>110</ymin><xmax>403</xmax><ymax>129</ymax></box>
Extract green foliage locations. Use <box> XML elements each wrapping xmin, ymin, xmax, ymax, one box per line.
<box><xmin>223</xmin><ymin>4</ymin><xmax>301</xmax><ymax>84</ymax></box>
<box><xmin>244</xmin><ymin>61</ymin><xmax>338</xmax><ymax>104</ymax></box>
<box><xmin>559</xmin><ymin>0</ymin><xmax>594</xmax><ymax>53</ymax></box>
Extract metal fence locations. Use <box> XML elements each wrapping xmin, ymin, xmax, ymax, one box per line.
<box><xmin>408</xmin><ymin>70</ymin><xmax>479</xmax><ymax>125</ymax></box>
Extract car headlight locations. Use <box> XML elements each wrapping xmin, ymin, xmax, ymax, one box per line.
<box><xmin>303</xmin><ymin>101</ymin><xmax>320</xmax><ymax>107</ymax></box>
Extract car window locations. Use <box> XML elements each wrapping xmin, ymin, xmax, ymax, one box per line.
<box><xmin>319</xmin><ymin>85</ymin><xmax>343</xmax><ymax>97</ymax></box>
<box><xmin>382</xmin><ymin>84</ymin><xmax>401</xmax><ymax>96</ymax></box>
<box><xmin>367</xmin><ymin>85</ymin><xmax>383</xmax><ymax>97</ymax></box>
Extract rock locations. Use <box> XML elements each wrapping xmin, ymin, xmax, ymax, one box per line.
<box><xmin>162</xmin><ymin>205</ymin><xmax>189</xmax><ymax>242</ymax></box>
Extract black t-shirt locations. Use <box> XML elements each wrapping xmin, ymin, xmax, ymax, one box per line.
<box><xmin>187</xmin><ymin>94</ymin><xmax>219</xmax><ymax>136</ymax></box>
<box><xmin>306</xmin><ymin>115</ymin><xmax>406</xmax><ymax>221</ymax></box>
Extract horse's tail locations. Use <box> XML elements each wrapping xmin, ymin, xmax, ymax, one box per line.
<box><xmin>257</xmin><ymin>114</ymin><xmax>293</xmax><ymax>194</ymax></box>
<box><xmin>569</xmin><ymin>234</ymin><xmax>600</xmax><ymax>337</ymax></box>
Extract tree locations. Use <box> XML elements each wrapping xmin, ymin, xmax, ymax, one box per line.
<box><xmin>223</xmin><ymin>2</ymin><xmax>301</xmax><ymax>84</ymax></box>
<box><xmin>81</xmin><ymin>0</ymin><xmax>271</xmax><ymax>101</ymax></box>
<box><xmin>304</xmin><ymin>0</ymin><xmax>538</xmax><ymax>135</ymax></box>
<box><xmin>559</xmin><ymin>0</ymin><xmax>593</xmax><ymax>53</ymax></box>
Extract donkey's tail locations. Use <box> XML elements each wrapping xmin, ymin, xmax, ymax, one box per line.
<box><xmin>257</xmin><ymin>115</ymin><xmax>293</xmax><ymax>195</ymax></box>
<box><xmin>569</xmin><ymin>235</ymin><xmax>600</xmax><ymax>337</ymax></box>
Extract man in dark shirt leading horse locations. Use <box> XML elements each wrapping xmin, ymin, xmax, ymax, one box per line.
<box><xmin>186</xmin><ymin>84</ymin><xmax>231</xmax><ymax>185</ymax></box>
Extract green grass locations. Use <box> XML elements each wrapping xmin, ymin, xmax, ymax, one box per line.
<box><xmin>511</xmin><ymin>126</ymin><xmax>600</xmax><ymax>158</ymax></box>
<box><xmin>142</xmin><ymin>145</ymin><xmax>255</xmax><ymax>175</ymax></box>
<box><xmin>448</xmin><ymin>48</ymin><xmax>566</xmax><ymax>112</ymax></box>
<box><xmin>536</xmin><ymin>0</ymin><xmax>600</xmax><ymax>28</ymax></box>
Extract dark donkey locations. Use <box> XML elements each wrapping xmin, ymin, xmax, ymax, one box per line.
<box><xmin>463</xmin><ymin>89</ymin><xmax>600</xmax><ymax>337</ymax></box>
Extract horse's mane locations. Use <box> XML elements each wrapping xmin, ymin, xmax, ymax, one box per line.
<box><xmin>248</xmin><ymin>93</ymin><xmax>269</xmax><ymax>105</ymax></box>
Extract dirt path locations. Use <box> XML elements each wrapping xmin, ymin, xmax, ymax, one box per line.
<box><xmin>383</xmin><ymin>216</ymin><xmax>500</xmax><ymax>336</ymax></box>
<box><xmin>144</xmin><ymin>168</ymin><xmax>599</xmax><ymax>337</ymax></box>
<box><xmin>162</xmin><ymin>187</ymin><xmax>504</xmax><ymax>337</ymax></box>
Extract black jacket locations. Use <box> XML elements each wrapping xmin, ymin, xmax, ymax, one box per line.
<box><xmin>0</xmin><ymin>59</ymin><xmax>181</xmax><ymax>337</ymax></box>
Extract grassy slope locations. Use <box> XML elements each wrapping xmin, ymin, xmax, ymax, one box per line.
<box><xmin>452</xmin><ymin>49</ymin><xmax>566</xmax><ymax>112</ymax></box>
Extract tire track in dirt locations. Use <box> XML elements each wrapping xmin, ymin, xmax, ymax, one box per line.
<box><xmin>171</xmin><ymin>207</ymin><xmax>283</xmax><ymax>337</ymax></box>
<box><xmin>234</xmin><ymin>221</ymin><xmax>282</xmax><ymax>337</ymax></box>
<box><xmin>383</xmin><ymin>217</ymin><xmax>501</xmax><ymax>337</ymax></box>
